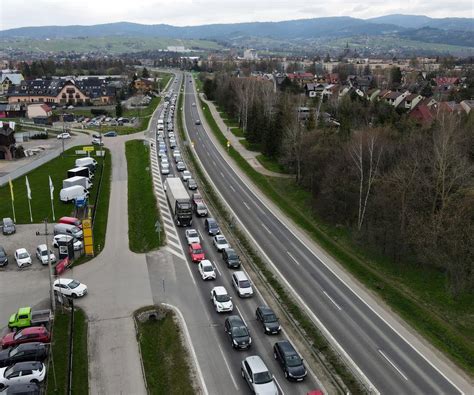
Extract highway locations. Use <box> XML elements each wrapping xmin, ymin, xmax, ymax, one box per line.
<box><xmin>180</xmin><ymin>72</ymin><xmax>465</xmax><ymax>395</ymax></box>
<box><xmin>149</xmin><ymin>74</ymin><xmax>323</xmax><ymax>394</ymax></box>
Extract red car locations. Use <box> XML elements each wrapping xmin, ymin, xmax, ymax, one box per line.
<box><xmin>59</xmin><ymin>216</ymin><xmax>82</xmax><ymax>229</ymax></box>
<box><xmin>188</xmin><ymin>243</ymin><xmax>205</xmax><ymax>262</ymax></box>
<box><xmin>0</xmin><ymin>327</ymin><xmax>51</xmax><ymax>349</ymax></box>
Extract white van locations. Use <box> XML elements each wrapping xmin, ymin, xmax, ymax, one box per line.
<box><xmin>60</xmin><ymin>185</ymin><xmax>89</xmax><ymax>203</ymax></box>
<box><xmin>75</xmin><ymin>157</ymin><xmax>97</xmax><ymax>170</ymax></box>
<box><xmin>54</xmin><ymin>223</ymin><xmax>83</xmax><ymax>239</ymax></box>
<box><xmin>63</xmin><ymin>176</ymin><xmax>92</xmax><ymax>190</ymax></box>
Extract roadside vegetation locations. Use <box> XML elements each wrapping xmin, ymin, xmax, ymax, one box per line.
<box><xmin>125</xmin><ymin>140</ymin><xmax>163</xmax><ymax>252</ymax></box>
<box><xmin>196</xmin><ymin>73</ymin><xmax>474</xmax><ymax>376</ymax></box>
<box><xmin>46</xmin><ymin>307</ymin><xmax>88</xmax><ymax>394</ymax></box>
<box><xmin>135</xmin><ymin>307</ymin><xmax>194</xmax><ymax>395</ymax></box>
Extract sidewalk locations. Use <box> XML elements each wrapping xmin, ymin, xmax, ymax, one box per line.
<box><xmin>199</xmin><ymin>94</ymin><xmax>291</xmax><ymax>178</ymax></box>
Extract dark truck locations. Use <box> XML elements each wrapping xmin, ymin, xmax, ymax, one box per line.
<box><xmin>165</xmin><ymin>177</ymin><xmax>193</xmax><ymax>226</ymax></box>
<box><xmin>8</xmin><ymin>307</ymin><xmax>52</xmax><ymax>330</ymax></box>
<box><xmin>192</xmin><ymin>193</ymin><xmax>208</xmax><ymax>217</ymax></box>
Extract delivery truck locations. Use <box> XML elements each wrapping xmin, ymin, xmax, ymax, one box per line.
<box><xmin>59</xmin><ymin>185</ymin><xmax>89</xmax><ymax>203</ymax></box>
<box><xmin>75</xmin><ymin>157</ymin><xmax>97</xmax><ymax>172</ymax></box>
<box><xmin>8</xmin><ymin>307</ymin><xmax>52</xmax><ymax>330</ymax></box>
<box><xmin>165</xmin><ymin>177</ymin><xmax>192</xmax><ymax>226</ymax></box>
<box><xmin>62</xmin><ymin>176</ymin><xmax>92</xmax><ymax>190</ymax></box>
<box><xmin>67</xmin><ymin>166</ymin><xmax>93</xmax><ymax>180</ymax></box>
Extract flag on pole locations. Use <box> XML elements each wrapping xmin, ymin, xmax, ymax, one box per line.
<box><xmin>26</xmin><ymin>176</ymin><xmax>32</xmax><ymax>200</ymax></box>
<box><xmin>49</xmin><ymin>176</ymin><xmax>56</xmax><ymax>221</ymax></box>
<box><xmin>9</xmin><ymin>178</ymin><xmax>14</xmax><ymax>202</ymax></box>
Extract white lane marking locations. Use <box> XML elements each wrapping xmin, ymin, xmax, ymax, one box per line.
<box><xmin>286</xmin><ymin>251</ymin><xmax>300</xmax><ymax>266</ymax></box>
<box><xmin>220</xmin><ymin>171</ymin><xmax>225</xmax><ymax>178</ymax></box>
<box><xmin>217</xmin><ymin>343</ymin><xmax>239</xmax><ymax>391</ymax></box>
<box><xmin>378</xmin><ymin>349</ymin><xmax>409</xmax><ymax>381</ymax></box>
<box><xmin>323</xmin><ymin>290</ymin><xmax>342</xmax><ymax>311</ymax></box>
<box><xmin>229</xmin><ymin>185</ymin><xmax>236</xmax><ymax>192</ymax></box>
<box><xmin>207</xmin><ymin>151</ymin><xmax>211</xmax><ymax>157</ymax></box>
<box><xmin>261</xmin><ymin>223</ymin><xmax>272</xmax><ymax>234</ymax></box>
<box><xmin>235</xmin><ymin>305</ymin><xmax>247</xmax><ymax>327</ymax></box>
<box><xmin>212</xmin><ymin>260</ymin><xmax>221</xmax><ymax>277</ymax></box>
<box><xmin>198</xmin><ymin>230</ymin><xmax>204</xmax><ymax>240</ymax></box>
<box><xmin>274</xmin><ymin>378</ymin><xmax>285</xmax><ymax>395</ymax></box>
<box><xmin>212</xmin><ymin>160</ymin><xmax>217</xmax><ymax>166</ymax></box>
<box><xmin>243</xmin><ymin>202</ymin><xmax>250</xmax><ymax>210</ymax></box>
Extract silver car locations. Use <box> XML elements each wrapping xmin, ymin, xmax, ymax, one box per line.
<box><xmin>241</xmin><ymin>356</ymin><xmax>278</xmax><ymax>395</ymax></box>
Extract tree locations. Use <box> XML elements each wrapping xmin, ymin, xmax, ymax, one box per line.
<box><xmin>115</xmin><ymin>101</ymin><xmax>123</xmax><ymax>117</ymax></box>
<box><xmin>390</xmin><ymin>67</ymin><xmax>402</xmax><ymax>88</ymax></box>
<box><xmin>142</xmin><ymin>67</ymin><xmax>150</xmax><ymax>78</ymax></box>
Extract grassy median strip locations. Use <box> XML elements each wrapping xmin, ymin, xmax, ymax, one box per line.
<box><xmin>126</xmin><ymin>140</ymin><xmax>163</xmax><ymax>252</ymax></box>
<box><xmin>135</xmin><ymin>307</ymin><xmax>194</xmax><ymax>395</ymax></box>
<box><xmin>47</xmin><ymin>307</ymin><xmax>88</xmax><ymax>395</ymax></box>
<box><xmin>197</xmin><ymin>93</ymin><xmax>474</xmax><ymax>375</ymax></box>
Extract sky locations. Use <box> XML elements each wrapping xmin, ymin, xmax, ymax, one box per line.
<box><xmin>1</xmin><ymin>0</ymin><xmax>472</xmax><ymax>30</ymax></box>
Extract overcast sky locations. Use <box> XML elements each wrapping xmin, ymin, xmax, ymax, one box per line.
<box><xmin>1</xmin><ymin>0</ymin><xmax>472</xmax><ymax>30</ymax></box>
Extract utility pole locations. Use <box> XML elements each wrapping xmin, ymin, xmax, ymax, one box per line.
<box><xmin>36</xmin><ymin>220</ymin><xmax>56</xmax><ymax>312</ymax></box>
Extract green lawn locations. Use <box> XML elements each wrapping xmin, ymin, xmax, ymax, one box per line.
<box><xmin>256</xmin><ymin>154</ymin><xmax>288</xmax><ymax>173</ymax></box>
<box><xmin>125</xmin><ymin>140</ymin><xmax>163</xmax><ymax>252</ymax></box>
<box><xmin>47</xmin><ymin>308</ymin><xmax>88</xmax><ymax>394</ymax></box>
<box><xmin>135</xmin><ymin>307</ymin><xmax>194</xmax><ymax>395</ymax></box>
<box><xmin>196</xmin><ymin>86</ymin><xmax>474</xmax><ymax>376</ymax></box>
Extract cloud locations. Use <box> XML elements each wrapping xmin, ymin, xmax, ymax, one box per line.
<box><xmin>0</xmin><ymin>0</ymin><xmax>471</xmax><ymax>30</ymax></box>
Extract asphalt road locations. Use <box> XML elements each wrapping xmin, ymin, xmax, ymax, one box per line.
<box><xmin>181</xmin><ymin>73</ymin><xmax>467</xmax><ymax>395</ymax></box>
<box><xmin>148</xmin><ymin>74</ymin><xmax>323</xmax><ymax>394</ymax></box>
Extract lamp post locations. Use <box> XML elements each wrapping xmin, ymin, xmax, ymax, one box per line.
<box><xmin>36</xmin><ymin>220</ymin><xmax>56</xmax><ymax>312</ymax></box>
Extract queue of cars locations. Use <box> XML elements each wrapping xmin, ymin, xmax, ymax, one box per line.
<box><xmin>159</xmin><ymin>77</ymin><xmax>308</xmax><ymax>393</ymax></box>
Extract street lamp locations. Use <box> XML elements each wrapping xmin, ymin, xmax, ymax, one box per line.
<box><xmin>36</xmin><ymin>220</ymin><xmax>56</xmax><ymax>312</ymax></box>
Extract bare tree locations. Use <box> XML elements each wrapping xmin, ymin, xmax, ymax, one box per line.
<box><xmin>350</xmin><ymin>129</ymin><xmax>384</xmax><ymax>231</ymax></box>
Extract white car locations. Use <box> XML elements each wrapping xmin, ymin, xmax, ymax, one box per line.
<box><xmin>161</xmin><ymin>157</ymin><xmax>169</xmax><ymax>165</ymax></box>
<box><xmin>0</xmin><ymin>362</ymin><xmax>46</xmax><ymax>387</ymax></box>
<box><xmin>57</xmin><ymin>132</ymin><xmax>71</xmax><ymax>139</ymax></box>
<box><xmin>92</xmin><ymin>137</ymin><xmax>103</xmax><ymax>146</ymax></box>
<box><xmin>161</xmin><ymin>162</ymin><xmax>170</xmax><ymax>175</ymax></box>
<box><xmin>172</xmin><ymin>149</ymin><xmax>181</xmax><ymax>158</ymax></box>
<box><xmin>185</xmin><ymin>229</ymin><xmax>200</xmax><ymax>245</ymax></box>
<box><xmin>36</xmin><ymin>244</ymin><xmax>57</xmax><ymax>265</ymax></box>
<box><xmin>52</xmin><ymin>234</ymin><xmax>83</xmax><ymax>251</ymax></box>
<box><xmin>198</xmin><ymin>260</ymin><xmax>216</xmax><ymax>280</ymax></box>
<box><xmin>213</xmin><ymin>235</ymin><xmax>230</xmax><ymax>252</ymax></box>
<box><xmin>211</xmin><ymin>286</ymin><xmax>233</xmax><ymax>313</ymax></box>
<box><xmin>181</xmin><ymin>170</ymin><xmax>192</xmax><ymax>182</ymax></box>
<box><xmin>14</xmin><ymin>248</ymin><xmax>32</xmax><ymax>268</ymax></box>
<box><xmin>53</xmin><ymin>278</ymin><xmax>88</xmax><ymax>298</ymax></box>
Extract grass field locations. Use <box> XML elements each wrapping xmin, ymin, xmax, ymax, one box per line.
<box><xmin>135</xmin><ymin>307</ymin><xmax>194</xmax><ymax>395</ymax></box>
<box><xmin>196</xmin><ymin>86</ymin><xmax>474</xmax><ymax>376</ymax></box>
<box><xmin>256</xmin><ymin>154</ymin><xmax>288</xmax><ymax>173</ymax></box>
<box><xmin>46</xmin><ymin>307</ymin><xmax>88</xmax><ymax>394</ymax></box>
<box><xmin>125</xmin><ymin>140</ymin><xmax>163</xmax><ymax>252</ymax></box>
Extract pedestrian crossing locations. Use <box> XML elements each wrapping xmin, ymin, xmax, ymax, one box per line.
<box><xmin>149</xmin><ymin>138</ymin><xmax>186</xmax><ymax>260</ymax></box>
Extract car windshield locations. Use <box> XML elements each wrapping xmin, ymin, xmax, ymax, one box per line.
<box><xmin>68</xmin><ymin>280</ymin><xmax>81</xmax><ymax>289</ymax></box>
<box><xmin>193</xmin><ymin>248</ymin><xmax>203</xmax><ymax>254</ymax></box>
<box><xmin>41</xmin><ymin>250</ymin><xmax>48</xmax><ymax>256</ymax></box>
<box><xmin>217</xmin><ymin>239</ymin><xmax>226</xmax><ymax>245</ymax></box>
<box><xmin>9</xmin><ymin>347</ymin><xmax>19</xmax><ymax>357</ymax></box>
<box><xmin>263</xmin><ymin>314</ymin><xmax>277</xmax><ymax>323</ymax></box>
<box><xmin>254</xmin><ymin>371</ymin><xmax>273</xmax><ymax>384</ymax></box>
<box><xmin>216</xmin><ymin>293</ymin><xmax>230</xmax><ymax>303</ymax></box>
<box><xmin>239</xmin><ymin>280</ymin><xmax>251</xmax><ymax>288</ymax></box>
<box><xmin>14</xmin><ymin>331</ymin><xmax>24</xmax><ymax>340</ymax></box>
<box><xmin>19</xmin><ymin>252</ymin><xmax>29</xmax><ymax>259</ymax></box>
<box><xmin>4</xmin><ymin>366</ymin><xmax>14</xmax><ymax>377</ymax></box>
<box><xmin>0</xmin><ymin>249</ymin><xmax>6</xmax><ymax>258</ymax></box>
<box><xmin>4</xmin><ymin>219</ymin><xmax>13</xmax><ymax>226</ymax></box>
<box><xmin>232</xmin><ymin>326</ymin><xmax>248</xmax><ymax>337</ymax></box>
<box><xmin>197</xmin><ymin>203</ymin><xmax>206</xmax><ymax>209</ymax></box>
<box><xmin>286</xmin><ymin>354</ymin><xmax>302</xmax><ymax>367</ymax></box>
<box><xmin>203</xmin><ymin>265</ymin><xmax>214</xmax><ymax>272</ymax></box>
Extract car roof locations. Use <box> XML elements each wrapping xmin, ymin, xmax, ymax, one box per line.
<box><xmin>200</xmin><ymin>260</ymin><xmax>212</xmax><ymax>266</ymax></box>
<box><xmin>14</xmin><ymin>342</ymin><xmax>46</xmax><ymax>352</ymax></box>
<box><xmin>215</xmin><ymin>235</ymin><xmax>225</xmax><ymax>240</ymax></box>
<box><xmin>275</xmin><ymin>340</ymin><xmax>297</xmax><ymax>355</ymax></box>
<box><xmin>258</xmin><ymin>305</ymin><xmax>274</xmax><ymax>315</ymax></box>
<box><xmin>17</xmin><ymin>307</ymin><xmax>31</xmax><ymax>315</ymax></box>
<box><xmin>37</xmin><ymin>244</ymin><xmax>47</xmax><ymax>250</ymax></box>
<box><xmin>226</xmin><ymin>315</ymin><xmax>244</xmax><ymax>326</ymax></box>
<box><xmin>20</xmin><ymin>326</ymin><xmax>47</xmax><ymax>334</ymax></box>
<box><xmin>190</xmin><ymin>243</ymin><xmax>201</xmax><ymax>248</ymax></box>
<box><xmin>9</xmin><ymin>361</ymin><xmax>43</xmax><ymax>372</ymax></box>
<box><xmin>16</xmin><ymin>248</ymin><xmax>28</xmax><ymax>254</ymax></box>
<box><xmin>245</xmin><ymin>355</ymin><xmax>268</xmax><ymax>373</ymax></box>
<box><xmin>207</xmin><ymin>218</ymin><xmax>217</xmax><ymax>224</ymax></box>
<box><xmin>233</xmin><ymin>271</ymin><xmax>248</xmax><ymax>281</ymax></box>
<box><xmin>213</xmin><ymin>286</ymin><xmax>227</xmax><ymax>295</ymax></box>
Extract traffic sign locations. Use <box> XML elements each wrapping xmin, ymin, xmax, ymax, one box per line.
<box><xmin>83</xmin><ymin>146</ymin><xmax>94</xmax><ymax>152</ymax></box>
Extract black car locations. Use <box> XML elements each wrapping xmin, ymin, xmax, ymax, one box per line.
<box><xmin>0</xmin><ymin>247</ymin><xmax>8</xmax><ymax>267</ymax></box>
<box><xmin>222</xmin><ymin>248</ymin><xmax>240</xmax><ymax>269</ymax></box>
<box><xmin>0</xmin><ymin>343</ymin><xmax>48</xmax><ymax>368</ymax></box>
<box><xmin>256</xmin><ymin>306</ymin><xmax>281</xmax><ymax>334</ymax></box>
<box><xmin>224</xmin><ymin>315</ymin><xmax>251</xmax><ymax>349</ymax></box>
<box><xmin>273</xmin><ymin>340</ymin><xmax>307</xmax><ymax>381</ymax></box>
<box><xmin>204</xmin><ymin>218</ymin><xmax>220</xmax><ymax>235</ymax></box>
<box><xmin>0</xmin><ymin>383</ymin><xmax>41</xmax><ymax>394</ymax></box>
<box><xmin>1</xmin><ymin>218</ymin><xmax>16</xmax><ymax>235</ymax></box>
<box><xmin>187</xmin><ymin>179</ymin><xmax>198</xmax><ymax>190</ymax></box>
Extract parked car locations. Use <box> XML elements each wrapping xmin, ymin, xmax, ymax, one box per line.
<box><xmin>52</xmin><ymin>235</ymin><xmax>82</xmax><ymax>251</ymax></box>
<box><xmin>58</xmin><ymin>216</ymin><xmax>82</xmax><ymax>229</ymax></box>
<box><xmin>176</xmin><ymin>161</ymin><xmax>186</xmax><ymax>172</ymax></box>
<box><xmin>232</xmin><ymin>271</ymin><xmax>253</xmax><ymax>298</ymax></box>
<box><xmin>225</xmin><ymin>315</ymin><xmax>252</xmax><ymax>350</ymax></box>
<box><xmin>1</xmin><ymin>218</ymin><xmax>16</xmax><ymax>235</ymax></box>
<box><xmin>241</xmin><ymin>355</ymin><xmax>277</xmax><ymax>395</ymax></box>
<box><xmin>211</xmin><ymin>286</ymin><xmax>233</xmax><ymax>313</ymax></box>
<box><xmin>103</xmin><ymin>131</ymin><xmax>117</xmax><ymax>137</ymax></box>
<box><xmin>204</xmin><ymin>218</ymin><xmax>220</xmax><ymax>235</ymax></box>
<box><xmin>0</xmin><ymin>327</ymin><xmax>50</xmax><ymax>349</ymax></box>
<box><xmin>187</xmin><ymin>178</ymin><xmax>198</xmax><ymax>190</ymax></box>
<box><xmin>0</xmin><ymin>247</ymin><xmax>8</xmax><ymax>267</ymax></box>
<box><xmin>14</xmin><ymin>249</ymin><xmax>32</xmax><ymax>269</ymax></box>
<box><xmin>185</xmin><ymin>229</ymin><xmax>200</xmax><ymax>245</ymax></box>
<box><xmin>222</xmin><ymin>248</ymin><xmax>240</xmax><ymax>269</ymax></box>
<box><xmin>0</xmin><ymin>382</ymin><xmax>41</xmax><ymax>394</ymax></box>
<box><xmin>198</xmin><ymin>260</ymin><xmax>216</xmax><ymax>281</ymax></box>
<box><xmin>35</xmin><ymin>245</ymin><xmax>56</xmax><ymax>265</ymax></box>
<box><xmin>273</xmin><ymin>340</ymin><xmax>307</xmax><ymax>381</ymax></box>
<box><xmin>0</xmin><ymin>343</ymin><xmax>48</xmax><ymax>368</ymax></box>
<box><xmin>53</xmin><ymin>278</ymin><xmax>88</xmax><ymax>298</ymax></box>
<box><xmin>188</xmin><ymin>243</ymin><xmax>205</xmax><ymax>263</ymax></box>
<box><xmin>8</xmin><ymin>307</ymin><xmax>51</xmax><ymax>330</ymax></box>
<box><xmin>213</xmin><ymin>235</ymin><xmax>230</xmax><ymax>252</ymax></box>
<box><xmin>0</xmin><ymin>362</ymin><xmax>46</xmax><ymax>387</ymax></box>
<box><xmin>256</xmin><ymin>306</ymin><xmax>281</xmax><ymax>335</ymax></box>
<box><xmin>56</xmin><ymin>132</ymin><xmax>71</xmax><ymax>139</ymax></box>
<box><xmin>53</xmin><ymin>223</ymin><xmax>83</xmax><ymax>240</ymax></box>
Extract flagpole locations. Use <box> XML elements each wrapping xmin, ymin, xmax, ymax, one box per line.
<box><xmin>11</xmin><ymin>199</ymin><xmax>16</xmax><ymax>223</ymax></box>
<box><xmin>51</xmin><ymin>200</ymin><xmax>56</xmax><ymax>221</ymax></box>
<box><xmin>28</xmin><ymin>199</ymin><xmax>33</xmax><ymax>223</ymax></box>
<box><xmin>49</xmin><ymin>176</ymin><xmax>55</xmax><ymax>221</ymax></box>
<box><xmin>9</xmin><ymin>178</ymin><xmax>16</xmax><ymax>223</ymax></box>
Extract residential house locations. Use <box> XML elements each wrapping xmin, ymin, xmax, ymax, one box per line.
<box><xmin>0</xmin><ymin>103</ymin><xmax>26</xmax><ymax>118</ymax></box>
<box><xmin>133</xmin><ymin>78</ymin><xmax>154</xmax><ymax>93</ymax></box>
<box><xmin>399</xmin><ymin>93</ymin><xmax>423</xmax><ymax>110</ymax></box>
<box><xmin>0</xmin><ymin>71</ymin><xmax>24</xmax><ymax>95</ymax></box>
<box><xmin>286</xmin><ymin>72</ymin><xmax>315</xmax><ymax>87</ymax></box>
<box><xmin>438</xmin><ymin>101</ymin><xmax>465</xmax><ymax>115</ymax></box>
<box><xmin>409</xmin><ymin>105</ymin><xmax>434</xmax><ymax>126</ymax></box>
<box><xmin>304</xmin><ymin>83</ymin><xmax>327</xmax><ymax>97</ymax></box>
